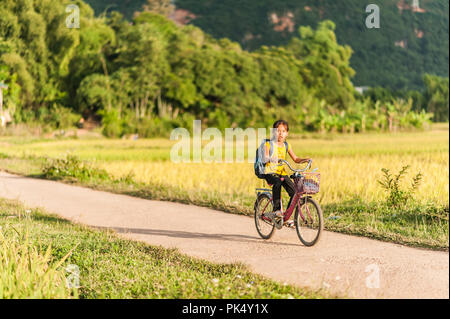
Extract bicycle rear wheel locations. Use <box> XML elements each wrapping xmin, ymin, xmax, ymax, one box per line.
<box><xmin>294</xmin><ymin>197</ymin><xmax>323</xmax><ymax>246</ymax></box>
<box><xmin>254</xmin><ymin>193</ymin><xmax>276</xmax><ymax>240</ymax></box>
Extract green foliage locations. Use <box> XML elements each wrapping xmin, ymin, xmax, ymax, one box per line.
<box><xmin>0</xmin><ymin>53</ymin><xmax>34</xmax><ymax>106</ymax></box>
<box><xmin>286</xmin><ymin>21</ymin><xmax>355</xmax><ymax>108</ymax></box>
<box><xmin>0</xmin><ymin>64</ymin><xmax>21</xmax><ymax>114</ymax></box>
<box><xmin>1</xmin><ymin>0</ymin><xmax>444</xmax><ymax>137</ymax></box>
<box><xmin>174</xmin><ymin>0</ymin><xmax>449</xmax><ymax>91</ymax></box>
<box><xmin>0</xmin><ymin>0</ymin><xmax>89</xmax><ymax>111</ymax></box>
<box><xmin>76</xmin><ymin>74</ymin><xmax>111</xmax><ymax>114</ymax></box>
<box><xmin>378</xmin><ymin>165</ymin><xmax>423</xmax><ymax>208</ymax></box>
<box><xmin>42</xmin><ymin>154</ymin><xmax>110</xmax><ymax>182</ymax></box>
<box><xmin>364</xmin><ymin>74</ymin><xmax>449</xmax><ymax>123</ymax></box>
<box><xmin>0</xmin><ymin>229</ymin><xmax>74</xmax><ymax>299</ymax></box>
<box><xmin>141</xmin><ymin>0</ymin><xmax>174</xmax><ymax>17</ymax></box>
<box><xmin>423</xmin><ymin>74</ymin><xmax>449</xmax><ymax>122</ymax></box>
<box><xmin>92</xmin><ymin>9</ymin><xmax>359</xmax><ymax>132</ymax></box>
<box><xmin>84</xmin><ymin>0</ymin><xmax>147</xmax><ymax>20</ymax></box>
<box><xmin>43</xmin><ymin>104</ymin><xmax>81</xmax><ymax>130</ymax></box>
<box><xmin>97</xmin><ymin>108</ymin><xmax>123</xmax><ymax>137</ymax></box>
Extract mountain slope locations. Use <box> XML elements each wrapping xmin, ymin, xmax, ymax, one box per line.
<box><xmin>85</xmin><ymin>0</ymin><xmax>449</xmax><ymax>90</ymax></box>
<box><xmin>174</xmin><ymin>0</ymin><xmax>449</xmax><ymax>90</ymax></box>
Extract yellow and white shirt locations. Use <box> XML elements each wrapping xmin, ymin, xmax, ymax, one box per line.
<box><xmin>264</xmin><ymin>141</ymin><xmax>292</xmax><ymax>176</ymax></box>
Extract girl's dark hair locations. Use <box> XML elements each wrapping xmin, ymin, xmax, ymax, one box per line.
<box><xmin>273</xmin><ymin>120</ymin><xmax>289</xmax><ymax>132</ymax></box>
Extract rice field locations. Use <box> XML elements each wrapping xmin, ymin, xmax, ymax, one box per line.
<box><xmin>1</xmin><ymin>125</ymin><xmax>448</xmax><ymax>208</ymax></box>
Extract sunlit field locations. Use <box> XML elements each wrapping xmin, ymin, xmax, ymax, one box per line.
<box><xmin>1</xmin><ymin>125</ymin><xmax>448</xmax><ymax>208</ymax></box>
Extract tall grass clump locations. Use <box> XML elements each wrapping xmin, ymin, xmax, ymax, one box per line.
<box><xmin>42</xmin><ymin>154</ymin><xmax>110</xmax><ymax>182</ymax></box>
<box><xmin>0</xmin><ymin>229</ymin><xmax>73</xmax><ymax>299</ymax></box>
<box><xmin>378</xmin><ymin>165</ymin><xmax>423</xmax><ymax>208</ymax></box>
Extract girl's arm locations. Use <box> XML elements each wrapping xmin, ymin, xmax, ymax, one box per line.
<box><xmin>288</xmin><ymin>148</ymin><xmax>311</xmax><ymax>164</ymax></box>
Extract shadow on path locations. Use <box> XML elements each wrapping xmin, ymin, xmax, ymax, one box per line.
<box><xmin>95</xmin><ymin>226</ymin><xmax>301</xmax><ymax>248</ymax></box>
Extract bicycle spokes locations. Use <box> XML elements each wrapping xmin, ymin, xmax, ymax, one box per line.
<box><xmin>304</xmin><ymin>203</ymin><xmax>316</xmax><ymax>226</ymax></box>
<box><xmin>254</xmin><ymin>194</ymin><xmax>276</xmax><ymax>239</ymax></box>
<box><xmin>295</xmin><ymin>198</ymin><xmax>323</xmax><ymax>246</ymax></box>
<box><xmin>260</xmin><ymin>200</ymin><xmax>273</xmax><ymax>224</ymax></box>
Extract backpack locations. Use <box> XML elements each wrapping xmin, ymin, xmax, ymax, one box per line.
<box><xmin>254</xmin><ymin>139</ymin><xmax>288</xmax><ymax>179</ymax></box>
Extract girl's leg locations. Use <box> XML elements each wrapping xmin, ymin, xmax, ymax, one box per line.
<box><xmin>282</xmin><ymin>175</ymin><xmax>296</xmax><ymax>210</ymax></box>
<box><xmin>263</xmin><ymin>174</ymin><xmax>283</xmax><ymax>211</ymax></box>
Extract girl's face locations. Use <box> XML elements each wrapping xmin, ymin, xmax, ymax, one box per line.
<box><xmin>274</xmin><ymin>124</ymin><xmax>288</xmax><ymax>143</ymax></box>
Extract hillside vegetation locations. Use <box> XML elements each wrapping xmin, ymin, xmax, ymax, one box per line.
<box><xmin>176</xmin><ymin>0</ymin><xmax>449</xmax><ymax>91</ymax></box>
<box><xmin>0</xmin><ymin>0</ymin><xmax>446</xmax><ymax>139</ymax></box>
<box><xmin>84</xmin><ymin>0</ymin><xmax>449</xmax><ymax>91</ymax></box>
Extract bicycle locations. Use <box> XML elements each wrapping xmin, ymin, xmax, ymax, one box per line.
<box><xmin>254</xmin><ymin>159</ymin><xmax>324</xmax><ymax>246</ymax></box>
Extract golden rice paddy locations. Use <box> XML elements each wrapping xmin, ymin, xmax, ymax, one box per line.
<box><xmin>2</xmin><ymin>125</ymin><xmax>448</xmax><ymax>207</ymax></box>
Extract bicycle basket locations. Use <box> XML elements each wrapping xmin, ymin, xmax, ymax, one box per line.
<box><xmin>296</xmin><ymin>173</ymin><xmax>320</xmax><ymax>194</ymax></box>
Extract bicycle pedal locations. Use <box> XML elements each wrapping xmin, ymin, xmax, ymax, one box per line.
<box><xmin>284</xmin><ymin>221</ymin><xmax>295</xmax><ymax>228</ymax></box>
<box><xmin>274</xmin><ymin>217</ymin><xmax>283</xmax><ymax>230</ymax></box>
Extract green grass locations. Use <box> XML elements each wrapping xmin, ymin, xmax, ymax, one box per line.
<box><xmin>0</xmin><ymin>229</ymin><xmax>74</xmax><ymax>299</ymax></box>
<box><xmin>0</xmin><ymin>198</ymin><xmax>331</xmax><ymax>299</ymax></box>
<box><xmin>324</xmin><ymin>199</ymin><xmax>449</xmax><ymax>250</ymax></box>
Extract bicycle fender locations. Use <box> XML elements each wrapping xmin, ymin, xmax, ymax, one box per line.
<box><xmin>257</xmin><ymin>191</ymin><xmax>273</xmax><ymax>199</ymax></box>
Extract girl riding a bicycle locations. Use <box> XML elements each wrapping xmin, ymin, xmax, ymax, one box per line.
<box><xmin>264</xmin><ymin>120</ymin><xmax>311</xmax><ymax>220</ymax></box>
<box><xmin>254</xmin><ymin>120</ymin><xmax>323</xmax><ymax>246</ymax></box>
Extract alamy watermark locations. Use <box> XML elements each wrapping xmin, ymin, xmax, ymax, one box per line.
<box><xmin>365</xmin><ymin>264</ymin><xmax>380</xmax><ymax>289</ymax></box>
<box><xmin>66</xmin><ymin>4</ymin><xmax>80</xmax><ymax>29</ymax></box>
<box><xmin>366</xmin><ymin>4</ymin><xmax>380</xmax><ymax>29</ymax></box>
<box><xmin>65</xmin><ymin>264</ymin><xmax>80</xmax><ymax>289</ymax></box>
<box><xmin>170</xmin><ymin>120</ymin><xmax>283</xmax><ymax>164</ymax></box>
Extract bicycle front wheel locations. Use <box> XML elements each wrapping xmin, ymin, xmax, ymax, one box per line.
<box><xmin>294</xmin><ymin>197</ymin><xmax>323</xmax><ymax>246</ymax></box>
<box><xmin>254</xmin><ymin>193</ymin><xmax>276</xmax><ymax>240</ymax></box>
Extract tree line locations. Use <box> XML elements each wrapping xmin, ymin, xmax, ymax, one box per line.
<box><xmin>0</xmin><ymin>0</ymin><xmax>447</xmax><ymax>138</ymax></box>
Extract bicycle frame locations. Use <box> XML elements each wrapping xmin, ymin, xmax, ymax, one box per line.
<box><xmin>259</xmin><ymin>189</ymin><xmax>312</xmax><ymax>224</ymax></box>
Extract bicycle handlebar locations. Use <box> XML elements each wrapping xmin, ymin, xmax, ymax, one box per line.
<box><xmin>276</xmin><ymin>159</ymin><xmax>312</xmax><ymax>173</ymax></box>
